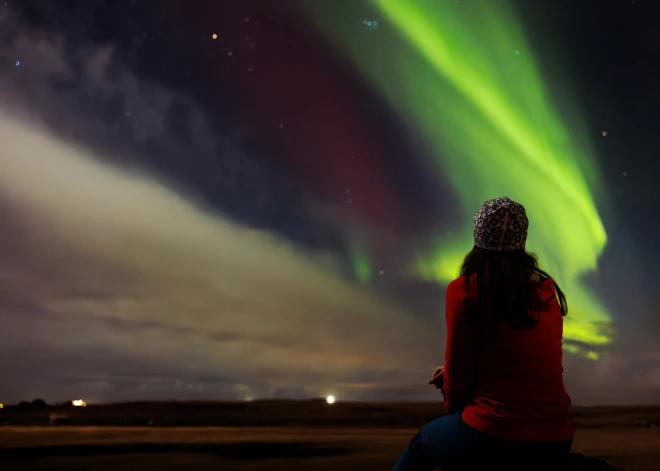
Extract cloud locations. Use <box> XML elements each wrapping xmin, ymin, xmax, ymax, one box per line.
<box><xmin>0</xmin><ymin>109</ymin><xmax>438</xmax><ymax>403</ymax></box>
<box><xmin>0</xmin><ymin>23</ymin><xmax>441</xmax><ymax>403</ymax></box>
<box><xmin>0</xmin><ymin>14</ymin><xmax>328</xmax><ymax>250</ymax></box>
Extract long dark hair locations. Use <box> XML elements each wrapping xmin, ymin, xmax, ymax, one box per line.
<box><xmin>459</xmin><ymin>246</ymin><xmax>568</xmax><ymax>329</ymax></box>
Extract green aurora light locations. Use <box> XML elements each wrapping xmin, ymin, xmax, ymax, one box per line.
<box><xmin>353</xmin><ymin>252</ymin><xmax>373</xmax><ymax>282</ymax></box>
<box><xmin>304</xmin><ymin>0</ymin><xmax>611</xmax><ymax>355</ymax></box>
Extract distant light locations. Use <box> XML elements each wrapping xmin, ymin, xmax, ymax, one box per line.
<box><xmin>212</xmin><ymin>33</ymin><xmax>218</xmax><ymax>40</ymax></box>
<box><xmin>0</xmin><ymin>403</ymin><xmax>3</xmax><ymax>409</ymax></box>
<box><xmin>15</xmin><ymin>60</ymin><xmax>20</xmax><ymax>66</ymax></box>
<box><xmin>71</xmin><ymin>399</ymin><xmax>86</xmax><ymax>407</ymax></box>
<box><xmin>378</xmin><ymin>269</ymin><xmax>385</xmax><ymax>275</ymax></box>
<box><xmin>602</xmin><ymin>131</ymin><xmax>607</xmax><ymax>136</ymax></box>
<box><xmin>326</xmin><ymin>395</ymin><xmax>335</xmax><ymax>405</ymax></box>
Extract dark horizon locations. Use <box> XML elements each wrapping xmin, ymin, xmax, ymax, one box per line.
<box><xmin>4</xmin><ymin>397</ymin><xmax>660</xmax><ymax>410</ymax></box>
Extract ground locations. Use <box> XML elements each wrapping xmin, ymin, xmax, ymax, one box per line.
<box><xmin>0</xmin><ymin>425</ymin><xmax>659</xmax><ymax>471</ymax></box>
<box><xmin>1</xmin><ymin>403</ymin><xmax>659</xmax><ymax>470</ymax></box>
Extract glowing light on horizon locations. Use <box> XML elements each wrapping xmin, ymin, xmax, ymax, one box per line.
<box><xmin>71</xmin><ymin>399</ymin><xmax>86</xmax><ymax>407</ymax></box>
<box><xmin>326</xmin><ymin>395</ymin><xmax>336</xmax><ymax>404</ymax></box>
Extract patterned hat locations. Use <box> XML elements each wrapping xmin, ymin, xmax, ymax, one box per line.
<box><xmin>473</xmin><ymin>196</ymin><xmax>528</xmax><ymax>251</ymax></box>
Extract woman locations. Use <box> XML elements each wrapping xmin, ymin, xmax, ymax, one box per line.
<box><xmin>393</xmin><ymin>196</ymin><xmax>574</xmax><ymax>471</ymax></box>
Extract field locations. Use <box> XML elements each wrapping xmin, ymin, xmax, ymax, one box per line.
<box><xmin>1</xmin><ymin>402</ymin><xmax>659</xmax><ymax>470</ymax></box>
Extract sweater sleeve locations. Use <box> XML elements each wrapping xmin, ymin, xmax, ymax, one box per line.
<box><xmin>443</xmin><ymin>280</ymin><xmax>475</xmax><ymax>414</ymax></box>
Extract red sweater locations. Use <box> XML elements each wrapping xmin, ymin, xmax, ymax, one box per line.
<box><xmin>443</xmin><ymin>276</ymin><xmax>574</xmax><ymax>442</ymax></box>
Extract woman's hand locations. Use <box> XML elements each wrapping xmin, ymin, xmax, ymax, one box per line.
<box><xmin>429</xmin><ymin>365</ymin><xmax>445</xmax><ymax>391</ymax></box>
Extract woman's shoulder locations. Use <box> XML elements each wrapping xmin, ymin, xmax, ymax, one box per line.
<box><xmin>447</xmin><ymin>275</ymin><xmax>473</xmax><ymax>295</ymax></box>
<box><xmin>447</xmin><ymin>276</ymin><xmax>464</xmax><ymax>290</ymax></box>
<box><xmin>447</xmin><ymin>274</ymin><xmax>552</xmax><ymax>296</ymax></box>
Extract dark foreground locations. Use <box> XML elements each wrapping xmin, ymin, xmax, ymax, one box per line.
<box><xmin>1</xmin><ymin>402</ymin><xmax>659</xmax><ymax>470</ymax></box>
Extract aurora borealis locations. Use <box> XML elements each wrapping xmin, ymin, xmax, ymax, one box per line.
<box><xmin>307</xmin><ymin>0</ymin><xmax>610</xmax><ymax>354</ymax></box>
<box><xmin>0</xmin><ymin>0</ymin><xmax>658</xmax><ymax>405</ymax></box>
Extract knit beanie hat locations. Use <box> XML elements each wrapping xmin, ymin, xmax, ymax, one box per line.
<box><xmin>473</xmin><ymin>196</ymin><xmax>528</xmax><ymax>251</ymax></box>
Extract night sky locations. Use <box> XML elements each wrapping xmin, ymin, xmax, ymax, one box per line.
<box><xmin>0</xmin><ymin>0</ymin><xmax>658</xmax><ymax>405</ymax></box>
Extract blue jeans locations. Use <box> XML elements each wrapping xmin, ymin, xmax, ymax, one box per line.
<box><xmin>393</xmin><ymin>411</ymin><xmax>573</xmax><ymax>470</ymax></box>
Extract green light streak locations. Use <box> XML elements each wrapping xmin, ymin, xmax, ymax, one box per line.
<box><xmin>564</xmin><ymin>344</ymin><xmax>600</xmax><ymax>361</ymax></box>
<box><xmin>305</xmin><ymin>0</ymin><xmax>611</xmax><ymax>350</ymax></box>
<box><xmin>346</xmin><ymin>230</ymin><xmax>373</xmax><ymax>282</ymax></box>
<box><xmin>353</xmin><ymin>252</ymin><xmax>372</xmax><ymax>282</ymax></box>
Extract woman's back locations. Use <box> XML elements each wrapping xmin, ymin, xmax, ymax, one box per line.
<box><xmin>446</xmin><ymin>276</ymin><xmax>574</xmax><ymax>442</ymax></box>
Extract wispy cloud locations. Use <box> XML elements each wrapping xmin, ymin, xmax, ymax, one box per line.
<box><xmin>0</xmin><ymin>110</ymin><xmax>435</xmax><ymax>403</ymax></box>
<box><xmin>0</xmin><ymin>23</ymin><xmax>440</xmax><ymax>403</ymax></box>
